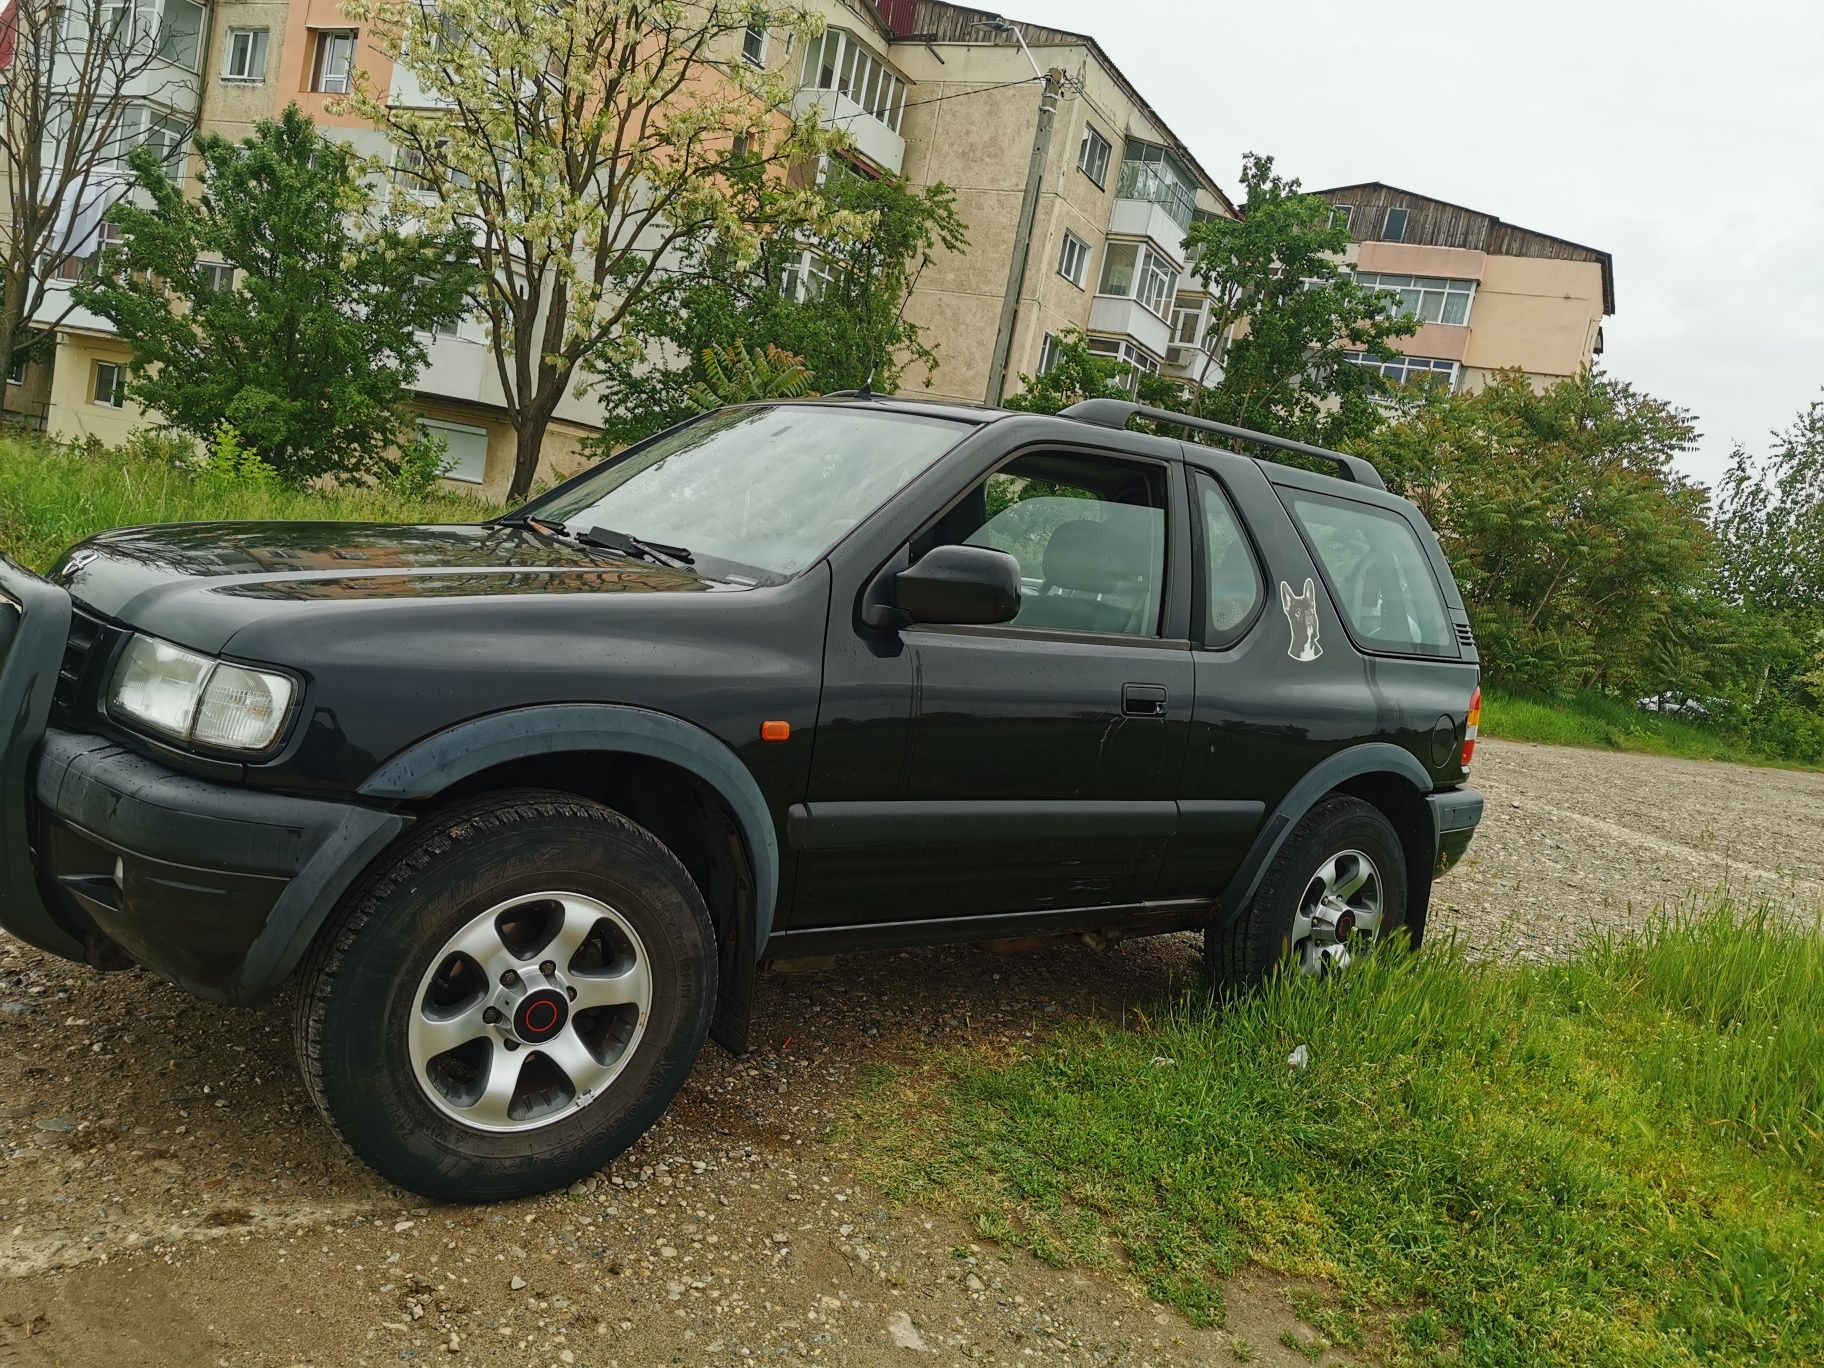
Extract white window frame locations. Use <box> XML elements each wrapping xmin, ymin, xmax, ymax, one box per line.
<box><xmin>800</xmin><ymin>29</ymin><xmax>907</xmax><ymax>133</ymax></box>
<box><xmin>311</xmin><ymin>29</ymin><xmax>356</xmax><ymax>94</ymax></box>
<box><xmin>221</xmin><ymin>26</ymin><xmax>269</xmax><ymax>81</ymax></box>
<box><xmin>1382</xmin><ymin>206</ymin><xmax>1409</xmax><ymax>242</ymax></box>
<box><xmin>1170</xmin><ymin>299</ymin><xmax>1204</xmax><ymax>348</ymax></box>
<box><xmin>1086</xmin><ymin>334</ymin><xmax>1162</xmax><ymax>395</ymax></box>
<box><xmin>1077</xmin><ymin>124</ymin><xmax>1110</xmax><ymax>188</ymax></box>
<box><xmin>92</xmin><ymin>360</ymin><xmax>127</xmax><ymax>408</ymax></box>
<box><xmin>781</xmin><ymin>247</ymin><xmax>834</xmax><ymax>303</ymax></box>
<box><xmin>1356</xmin><ymin>271</ymin><xmax>1478</xmax><ymax>327</ymax></box>
<box><xmin>1330</xmin><ymin>204</ymin><xmax>1354</xmax><ymax>231</ymax></box>
<box><xmin>1096</xmin><ymin>239</ymin><xmax>1179</xmax><ymax>320</ymax></box>
<box><xmin>7</xmin><ymin>356</ymin><xmax>27</xmax><ymax>385</ymax></box>
<box><xmin>158</xmin><ymin>0</ymin><xmax>204</xmax><ymax>71</ymax></box>
<box><xmin>196</xmin><ymin>260</ymin><xmax>234</xmax><ymax>292</ymax></box>
<box><xmin>742</xmin><ymin>24</ymin><xmax>766</xmax><ymax>67</ymax></box>
<box><xmin>417</xmin><ymin>418</ymin><xmax>490</xmax><ymax>484</ymax></box>
<box><xmin>1056</xmin><ymin>230</ymin><xmax>1090</xmax><ymax>289</ymax></box>
<box><xmin>1037</xmin><ymin>332</ymin><xmax>1063</xmax><ymax>375</ymax></box>
<box><xmin>1343</xmin><ymin>350</ymin><xmax>1459</xmax><ymax>392</ymax></box>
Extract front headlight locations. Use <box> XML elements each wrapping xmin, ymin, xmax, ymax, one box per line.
<box><xmin>107</xmin><ymin>634</ymin><xmax>296</xmax><ymax>753</ymax></box>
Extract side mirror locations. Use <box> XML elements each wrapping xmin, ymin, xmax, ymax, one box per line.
<box><xmin>894</xmin><ymin>544</ymin><xmax>1021</xmax><ymax>626</ymax></box>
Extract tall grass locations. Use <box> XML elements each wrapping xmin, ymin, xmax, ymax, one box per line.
<box><xmin>852</xmin><ymin>903</ymin><xmax>1824</xmax><ymax>1364</ymax></box>
<box><xmin>1482</xmin><ymin>687</ymin><xmax>1818</xmax><ymax>772</ymax></box>
<box><xmin>0</xmin><ymin>434</ymin><xmax>499</xmax><ymax>574</ymax></box>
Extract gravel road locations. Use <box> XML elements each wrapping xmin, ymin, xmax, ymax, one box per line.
<box><xmin>3</xmin><ymin>739</ymin><xmax>1820</xmax><ymax>1367</ymax></box>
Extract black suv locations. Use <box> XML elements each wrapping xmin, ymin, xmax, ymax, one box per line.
<box><xmin>0</xmin><ymin>398</ymin><xmax>1483</xmax><ymax>1200</ymax></box>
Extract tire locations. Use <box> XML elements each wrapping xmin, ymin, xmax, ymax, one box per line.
<box><xmin>1206</xmin><ymin>796</ymin><xmax>1410</xmax><ymax>994</ymax></box>
<box><xmin>292</xmin><ymin>789</ymin><xmax>716</xmax><ymax>1202</ymax></box>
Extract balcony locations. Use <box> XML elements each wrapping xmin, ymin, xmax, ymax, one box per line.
<box><xmin>1164</xmin><ymin>342</ymin><xmax>1221</xmax><ymax>387</ymax></box>
<box><xmin>1115</xmin><ymin>157</ymin><xmax>1195</xmax><ymax>230</ymax></box>
<box><xmin>792</xmin><ymin>87</ymin><xmax>905</xmax><ymax>174</ymax></box>
<box><xmin>1088</xmin><ymin>296</ymin><xmax>1171</xmax><ymax>360</ymax></box>
<box><xmin>1108</xmin><ymin>196</ymin><xmax>1188</xmax><ymax>263</ymax></box>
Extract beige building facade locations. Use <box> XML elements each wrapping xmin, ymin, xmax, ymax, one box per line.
<box><xmin>1313</xmin><ymin>182</ymin><xmax>1614</xmax><ymax>394</ymax></box>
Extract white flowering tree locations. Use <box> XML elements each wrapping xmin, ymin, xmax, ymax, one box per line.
<box><xmin>343</xmin><ymin>0</ymin><xmax>858</xmax><ymax>499</ymax></box>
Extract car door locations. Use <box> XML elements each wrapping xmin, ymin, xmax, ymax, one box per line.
<box><xmin>790</xmin><ymin>442</ymin><xmax>1194</xmax><ymax>932</ymax></box>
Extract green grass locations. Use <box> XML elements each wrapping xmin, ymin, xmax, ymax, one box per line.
<box><xmin>0</xmin><ymin>434</ymin><xmax>498</xmax><ymax>574</ymax></box>
<box><xmin>851</xmin><ymin>903</ymin><xmax>1824</xmax><ymax>1365</ymax></box>
<box><xmin>1481</xmin><ymin>688</ymin><xmax>1820</xmax><ymax>772</ymax></box>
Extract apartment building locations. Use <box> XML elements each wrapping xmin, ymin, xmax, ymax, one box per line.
<box><xmin>1313</xmin><ymin>182</ymin><xmax>1615</xmax><ymax>394</ymax></box>
<box><xmin>28</xmin><ymin>1</ymin><xmax>1234</xmax><ymax>493</ymax></box>
<box><xmin>825</xmin><ymin>1</ymin><xmax>1235</xmax><ymax>403</ymax></box>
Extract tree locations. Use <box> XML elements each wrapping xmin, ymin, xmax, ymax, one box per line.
<box><xmin>343</xmin><ymin>0</ymin><xmax>855</xmax><ymax>500</ymax></box>
<box><xmin>1177</xmin><ymin>153</ymin><xmax>1419</xmax><ymax>446</ymax></box>
<box><xmin>1350</xmin><ymin>370</ymin><xmax>1713</xmax><ymax>696</ymax></box>
<box><xmin>682</xmin><ymin>341</ymin><xmax>815</xmax><ymax>413</ymax></box>
<box><xmin>1708</xmin><ymin>396</ymin><xmax>1824</xmax><ymax>755</ymax></box>
<box><xmin>596</xmin><ymin>162</ymin><xmax>966</xmax><ymax>446</ymax></box>
<box><xmin>1</xmin><ymin>0</ymin><xmax>195</xmax><ymax>416</ymax></box>
<box><xmin>1003</xmin><ymin>328</ymin><xmax>1140</xmax><ymax>414</ymax></box>
<box><xmin>74</xmin><ymin>106</ymin><xmax>475</xmax><ymax>482</ymax></box>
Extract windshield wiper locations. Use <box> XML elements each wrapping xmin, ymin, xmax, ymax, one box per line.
<box><xmin>575</xmin><ymin>526</ymin><xmax>696</xmax><ymax>567</ymax></box>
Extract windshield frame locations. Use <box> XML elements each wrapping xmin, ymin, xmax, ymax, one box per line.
<box><xmin>506</xmin><ymin>402</ymin><xmax>977</xmax><ymax>586</ymax></box>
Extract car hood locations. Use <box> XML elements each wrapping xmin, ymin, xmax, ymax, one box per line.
<box><xmin>50</xmin><ymin>521</ymin><xmax>725</xmax><ymax>653</ymax></box>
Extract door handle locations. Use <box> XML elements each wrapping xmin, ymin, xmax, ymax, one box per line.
<box><xmin>1122</xmin><ymin>683</ymin><xmax>1168</xmax><ymax>717</ymax></box>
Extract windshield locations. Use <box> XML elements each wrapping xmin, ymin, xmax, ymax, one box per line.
<box><xmin>526</xmin><ymin>406</ymin><xmax>967</xmax><ymax>584</ymax></box>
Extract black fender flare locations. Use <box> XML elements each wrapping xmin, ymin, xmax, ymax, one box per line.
<box><xmin>359</xmin><ymin>704</ymin><xmax>781</xmax><ymax>960</ymax></box>
<box><xmin>1219</xmin><ymin>743</ymin><xmax>1432</xmax><ymax>925</ymax></box>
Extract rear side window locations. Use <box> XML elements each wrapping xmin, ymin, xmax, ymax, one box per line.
<box><xmin>1285</xmin><ymin>491</ymin><xmax>1456</xmax><ymax>657</ymax></box>
<box><xmin>1194</xmin><ymin>472</ymin><xmax>1262</xmax><ymax>646</ymax></box>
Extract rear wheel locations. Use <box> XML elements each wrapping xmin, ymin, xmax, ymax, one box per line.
<box><xmin>293</xmin><ymin>790</ymin><xmax>715</xmax><ymax>1202</ymax></box>
<box><xmin>1206</xmin><ymin>796</ymin><xmax>1410</xmax><ymax>994</ymax></box>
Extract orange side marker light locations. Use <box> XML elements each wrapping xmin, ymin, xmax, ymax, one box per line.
<box><xmin>760</xmin><ymin>720</ymin><xmax>791</xmax><ymax>742</ymax></box>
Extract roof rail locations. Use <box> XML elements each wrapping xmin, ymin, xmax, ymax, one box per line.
<box><xmin>1057</xmin><ymin>399</ymin><xmax>1386</xmax><ymax>491</ymax></box>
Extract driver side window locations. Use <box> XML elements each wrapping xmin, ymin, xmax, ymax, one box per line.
<box><xmin>912</xmin><ymin>453</ymin><xmax>1168</xmax><ymax>638</ymax></box>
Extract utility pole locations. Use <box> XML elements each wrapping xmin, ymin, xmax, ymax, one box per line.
<box><xmin>983</xmin><ymin>43</ymin><xmax>1064</xmax><ymax>405</ymax></box>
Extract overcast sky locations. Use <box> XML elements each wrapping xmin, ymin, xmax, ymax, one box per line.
<box><xmin>1027</xmin><ymin>0</ymin><xmax>1824</xmax><ymax>488</ymax></box>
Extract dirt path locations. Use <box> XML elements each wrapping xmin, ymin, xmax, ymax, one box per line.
<box><xmin>4</xmin><ymin>739</ymin><xmax>1821</xmax><ymax>1367</ymax></box>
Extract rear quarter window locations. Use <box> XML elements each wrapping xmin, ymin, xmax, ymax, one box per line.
<box><xmin>1285</xmin><ymin>490</ymin><xmax>1457</xmax><ymax>658</ymax></box>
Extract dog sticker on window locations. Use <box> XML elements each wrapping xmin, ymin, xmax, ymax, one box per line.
<box><xmin>1280</xmin><ymin>578</ymin><xmax>1322</xmax><ymax>661</ymax></box>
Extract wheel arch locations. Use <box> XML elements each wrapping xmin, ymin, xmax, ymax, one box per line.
<box><xmin>1220</xmin><ymin>744</ymin><xmax>1437</xmax><ymax>933</ymax></box>
<box><xmin>358</xmin><ymin>705</ymin><xmax>780</xmax><ymax>1052</ymax></box>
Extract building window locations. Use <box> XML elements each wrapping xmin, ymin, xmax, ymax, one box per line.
<box><xmin>1037</xmin><ymin>332</ymin><xmax>1063</xmax><ymax>375</ymax></box>
<box><xmin>1115</xmin><ymin>140</ymin><xmax>1196</xmax><ymax>230</ymax></box>
<box><xmin>1356</xmin><ymin>272</ymin><xmax>1476</xmax><ymax>326</ymax></box>
<box><xmin>1097</xmin><ymin>239</ymin><xmax>1179</xmax><ymax>319</ymax></box>
<box><xmin>1077</xmin><ymin>125</ymin><xmax>1110</xmax><ymax>188</ymax></box>
<box><xmin>742</xmin><ymin>24</ymin><xmax>766</xmax><ymax>66</ymax></box>
<box><xmin>159</xmin><ymin>0</ymin><xmax>204</xmax><ymax>69</ymax></box>
<box><xmin>1056</xmin><ymin>230</ymin><xmax>1091</xmax><ymax>288</ymax></box>
<box><xmin>222</xmin><ymin>26</ymin><xmax>268</xmax><ymax>80</ymax></box>
<box><xmin>1330</xmin><ymin>205</ymin><xmax>1353</xmax><ymax>231</ymax></box>
<box><xmin>108</xmin><ymin>108</ymin><xmax>186</xmax><ymax>181</ymax></box>
<box><xmin>417</xmin><ymin>419</ymin><xmax>489</xmax><ymax>484</ymax></box>
<box><xmin>800</xmin><ymin>29</ymin><xmax>907</xmax><ymax>133</ymax></box>
<box><xmin>6</xmin><ymin>356</ymin><xmax>26</xmax><ymax>385</ymax></box>
<box><xmin>1343</xmin><ymin>351</ymin><xmax>1459</xmax><ymax>391</ymax></box>
<box><xmin>310</xmin><ymin>29</ymin><xmax>356</xmax><ymax>93</ymax></box>
<box><xmin>92</xmin><ymin>361</ymin><xmax>127</xmax><ymax>408</ymax></box>
<box><xmin>780</xmin><ymin>247</ymin><xmax>834</xmax><ymax>303</ymax></box>
<box><xmin>197</xmin><ymin>261</ymin><xmax>234</xmax><ymax>292</ymax></box>
<box><xmin>1170</xmin><ymin>299</ymin><xmax>1204</xmax><ymax>348</ymax></box>
<box><xmin>1382</xmin><ymin>206</ymin><xmax>1408</xmax><ymax>242</ymax></box>
<box><xmin>1086</xmin><ymin>335</ymin><xmax>1161</xmax><ymax>394</ymax></box>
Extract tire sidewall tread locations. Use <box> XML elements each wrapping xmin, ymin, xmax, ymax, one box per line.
<box><xmin>291</xmin><ymin>789</ymin><xmax>717</xmax><ymax>1203</ymax></box>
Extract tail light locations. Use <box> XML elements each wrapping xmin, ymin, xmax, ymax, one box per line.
<box><xmin>1462</xmin><ymin>685</ymin><xmax>1482</xmax><ymax>770</ymax></box>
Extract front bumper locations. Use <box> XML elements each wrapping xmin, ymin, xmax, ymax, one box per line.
<box><xmin>32</xmin><ymin>731</ymin><xmax>407</xmax><ymax>1003</ymax></box>
<box><xmin>1427</xmin><ymin>785</ymin><xmax>1484</xmax><ymax>875</ymax></box>
<box><xmin>0</xmin><ymin>555</ymin><xmax>407</xmax><ymax>1005</ymax></box>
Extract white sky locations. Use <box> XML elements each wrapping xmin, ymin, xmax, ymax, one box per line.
<box><xmin>1024</xmin><ymin>0</ymin><xmax>1824</xmax><ymax>487</ymax></box>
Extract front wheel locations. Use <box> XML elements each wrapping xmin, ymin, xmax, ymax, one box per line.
<box><xmin>1206</xmin><ymin>796</ymin><xmax>1411</xmax><ymax>994</ymax></box>
<box><xmin>293</xmin><ymin>791</ymin><xmax>716</xmax><ymax>1202</ymax></box>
